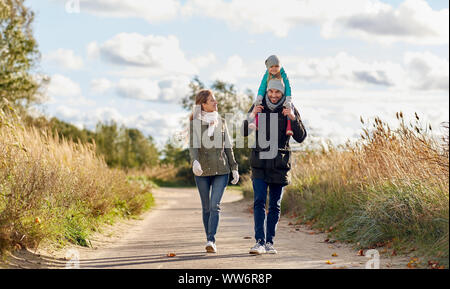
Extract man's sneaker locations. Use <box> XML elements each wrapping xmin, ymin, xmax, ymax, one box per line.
<box><xmin>205</xmin><ymin>241</ymin><xmax>217</xmax><ymax>253</ymax></box>
<box><xmin>249</xmin><ymin>242</ymin><xmax>266</xmax><ymax>255</ymax></box>
<box><xmin>265</xmin><ymin>242</ymin><xmax>277</xmax><ymax>254</ymax></box>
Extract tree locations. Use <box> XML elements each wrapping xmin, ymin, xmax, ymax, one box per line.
<box><xmin>95</xmin><ymin>121</ymin><xmax>120</xmax><ymax>167</ymax></box>
<box><xmin>93</xmin><ymin>121</ymin><xmax>160</xmax><ymax>169</ymax></box>
<box><xmin>123</xmin><ymin>128</ymin><xmax>159</xmax><ymax>168</ymax></box>
<box><xmin>181</xmin><ymin>76</ymin><xmax>254</xmax><ymax>116</ymax></box>
<box><xmin>161</xmin><ymin>140</ymin><xmax>190</xmax><ymax>167</ymax></box>
<box><xmin>0</xmin><ymin>0</ymin><xmax>45</xmax><ymax>111</ymax></box>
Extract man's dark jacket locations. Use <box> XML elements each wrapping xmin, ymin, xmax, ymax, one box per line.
<box><xmin>243</xmin><ymin>98</ymin><xmax>307</xmax><ymax>186</ymax></box>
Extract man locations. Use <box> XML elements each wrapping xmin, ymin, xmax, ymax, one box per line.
<box><xmin>243</xmin><ymin>79</ymin><xmax>307</xmax><ymax>254</ymax></box>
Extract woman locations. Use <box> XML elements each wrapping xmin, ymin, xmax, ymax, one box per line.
<box><xmin>189</xmin><ymin>89</ymin><xmax>240</xmax><ymax>253</ymax></box>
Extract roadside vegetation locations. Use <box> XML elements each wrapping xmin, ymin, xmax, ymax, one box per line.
<box><xmin>0</xmin><ymin>102</ymin><xmax>154</xmax><ymax>252</ymax></box>
<box><xmin>243</xmin><ymin>113</ymin><xmax>449</xmax><ymax>268</ymax></box>
<box><xmin>0</xmin><ymin>0</ymin><xmax>157</xmax><ymax>255</ymax></box>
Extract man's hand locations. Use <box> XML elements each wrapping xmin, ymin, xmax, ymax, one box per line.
<box><xmin>251</xmin><ymin>105</ymin><xmax>264</xmax><ymax>118</ymax></box>
<box><xmin>282</xmin><ymin>108</ymin><xmax>295</xmax><ymax>121</ymax></box>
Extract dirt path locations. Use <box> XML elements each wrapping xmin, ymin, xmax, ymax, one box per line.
<box><xmin>4</xmin><ymin>187</ymin><xmax>408</xmax><ymax>269</ymax></box>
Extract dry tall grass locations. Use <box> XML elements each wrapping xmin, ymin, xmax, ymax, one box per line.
<box><xmin>0</xmin><ymin>104</ymin><xmax>153</xmax><ymax>253</ymax></box>
<box><xmin>240</xmin><ymin>112</ymin><xmax>449</xmax><ymax>265</ymax></box>
<box><xmin>282</xmin><ymin>113</ymin><xmax>449</xmax><ymax>265</ymax></box>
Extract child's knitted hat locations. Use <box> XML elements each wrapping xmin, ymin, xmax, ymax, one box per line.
<box><xmin>265</xmin><ymin>55</ymin><xmax>280</xmax><ymax>69</ymax></box>
<box><xmin>267</xmin><ymin>79</ymin><xmax>285</xmax><ymax>95</ymax></box>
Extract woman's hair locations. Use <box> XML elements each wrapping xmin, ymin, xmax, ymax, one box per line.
<box><xmin>189</xmin><ymin>89</ymin><xmax>213</xmax><ymax>121</ymax></box>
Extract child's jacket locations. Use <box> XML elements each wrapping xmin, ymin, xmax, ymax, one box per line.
<box><xmin>257</xmin><ymin>67</ymin><xmax>292</xmax><ymax>98</ymax></box>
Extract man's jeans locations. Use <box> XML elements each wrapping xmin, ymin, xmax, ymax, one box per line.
<box><xmin>253</xmin><ymin>178</ymin><xmax>284</xmax><ymax>245</ymax></box>
<box><xmin>195</xmin><ymin>174</ymin><xmax>229</xmax><ymax>243</ymax></box>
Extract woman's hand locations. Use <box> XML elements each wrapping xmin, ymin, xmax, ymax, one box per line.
<box><xmin>251</xmin><ymin>105</ymin><xmax>264</xmax><ymax>118</ymax></box>
<box><xmin>192</xmin><ymin>160</ymin><xmax>203</xmax><ymax>176</ymax></box>
<box><xmin>282</xmin><ymin>108</ymin><xmax>296</xmax><ymax>121</ymax></box>
<box><xmin>231</xmin><ymin>170</ymin><xmax>240</xmax><ymax>185</ymax></box>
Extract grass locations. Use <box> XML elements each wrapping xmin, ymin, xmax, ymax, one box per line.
<box><xmin>0</xmin><ymin>105</ymin><xmax>155</xmax><ymax>253</ymax></box>
<box><xmin>243</xmin><ymin>113</ymin><xmax>449</xmax><ymax>268</ymax></box>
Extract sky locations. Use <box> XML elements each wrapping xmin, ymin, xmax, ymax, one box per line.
<box><xmin>28</xmin><ymin>0</ymin><xmax>449</xmax><ymax>147</ymax></box>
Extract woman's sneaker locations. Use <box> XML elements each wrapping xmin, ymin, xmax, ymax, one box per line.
<box><xmin>249</xmin><ymin>242</ymin><xmax>266</xmax><ymax>255</ymax></box>
<box><xmin>265</xmin><ymin>242</ymin><xmax>277</xmax><ymax>254</ymax></box>
<box><xmin>205</xmin><ymin>241</ymin><xmax>217</xmax><ymax>253</ymax></box>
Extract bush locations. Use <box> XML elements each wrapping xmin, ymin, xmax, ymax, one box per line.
<box><xmin>284</xmin><ymin>114</ymin><xmax>449</xmax><ymax>265</ymax></box>
<box><xmin>0</xmin><ymin>107</ymin><xmax>154</xmax><ymax>253</ymax></box>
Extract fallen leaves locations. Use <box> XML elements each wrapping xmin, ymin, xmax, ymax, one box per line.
<box><xmin>357</xmin><ymin>249</ymin><xmax>365</xmax><ymax>256</ymax></box>
<box><xmin>167</xmin><ymin>252</ymin><xmax>176</xmax><ymax>257</ymax></box>
<box><xmin>332</xmin><ymin>253</ymin><xmax>338</xmax><ymax>257</ymax></box>
<box><xmin>407</xmin><ymin>258</ymin><xmax>419</xmax><ymax>268</ymax></box>
<box><xmin>325</xmin><ymin>260</ymin><xmax>334</xmax><ymax>265</ymax></box>
<box><xmin>428</xmin><ymin>260</ymin><xmax>445</xmax><ymax>269</ymax></box>
<box><xmin>35</xmin><ymin>217</ymin><xmax>41</xmax><ymax>224</ymax></box>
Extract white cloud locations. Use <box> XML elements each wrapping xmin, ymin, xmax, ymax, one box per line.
<box><xmin>404</xmin><ymin>51</ymin><xmax>449</xmax><ymax>91</ymax></box>
<box><xmin>292</xmin><ymin>88</ymin><xmax>449</xmax><ymax>145</ymax></box>
<box><xmin>56</xmin><ymin>105</ymin><xmax>80</xmax><ymax>119</ymax></box>
<box><xmin>115</xmin><ymin>78</ymin><xmax>160</xmax><ymax>101</ymax></box>
<box><xmin>157</xmin><ymin>76</ymin><xmax>191</xmax><ymax>102</ymax></box>
<box><xmin>113</xmin><ymin>76</ymin><xmax>191</xmax><ymax>103</ymax></box>
<box><xmin>90</xmin><ymin>78</ymin><xmax>113</xmax><ymax>94</ymax></box>
<box><xmin>286</xmin><ymin>52</ymin><xmax>404</xmax><ymax>88</ymax></box>
<box><xmin>46</xmin><ymin>74</ymin><xmax>82</xmax><ymax>98</ymax></box>
<box><xmin>43</xmin><ymin>49</ymin><xmax>84</xmax><ymax>70</ymax></box>
<box><xmin>285</xmin><ymin>51</ymin><xmax>448</xmax><ymax>91</ymax></box>
<box><xmin>328</xmin><ymin>0</ymin><xmax>449</xmax><ymax>45</ymax></box>
<box><xmin>183</xmin><ymin>0</ymin><xmax>448</xmax><ymax>44</ymax></box>
<box><xmin>88</xmin><ymin>33</ymin><xmax>198</xmax><ymax>76</ymax></box>
<box><xmin>212</xmin><ymin>55</ymin><xmax>248</xmax><ymax>83</ymax></box>
<box><xmin>190</xmin><ymin>53</ymin><xmax>217</xmax><ymax>69</ymax></box>
<box><xmin>86</xmin><ymin>42</ymin><xmax>100</xmax><ymax>59</ymax></box>
<box><xmin>95</xmin><ymin>107</ymin><xmax>126</xmax><ymax>124</ymax></box>
<box><xmin>45</xmin><ymin>74</ymin><xmax>95</xmax><ymax>106</ymax></box>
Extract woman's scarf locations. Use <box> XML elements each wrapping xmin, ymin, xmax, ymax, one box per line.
<box><xmin>265</xmin><ymin>94</ymin><xmax>286</xmax><ymax>112</ymax></box>
<box><xmin>199</xmin><ymin>110</ymin><xmax>219</xmax><ymax>137</ymax></box>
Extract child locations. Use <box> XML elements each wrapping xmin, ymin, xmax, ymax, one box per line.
<box><xmin>251</xmin><ymin>55</ymin><xmax>293</xmax><ymax>136</ymax></box>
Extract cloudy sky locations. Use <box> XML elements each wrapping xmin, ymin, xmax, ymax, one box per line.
<box><xmin>30</xmin><ymin>0</ymin><xmax>449</xmax><ymax>147</ymax></box>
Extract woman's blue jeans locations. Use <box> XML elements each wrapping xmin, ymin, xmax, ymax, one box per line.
<box><xmin>253</xmin><ymin>178</ymin><xmax>284</xmax><ymax>245</ymax></box>
<box><xmin>194</xmin><ymin>174</ymin><xmax>229</xmax><ymax>243</ymax></box>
